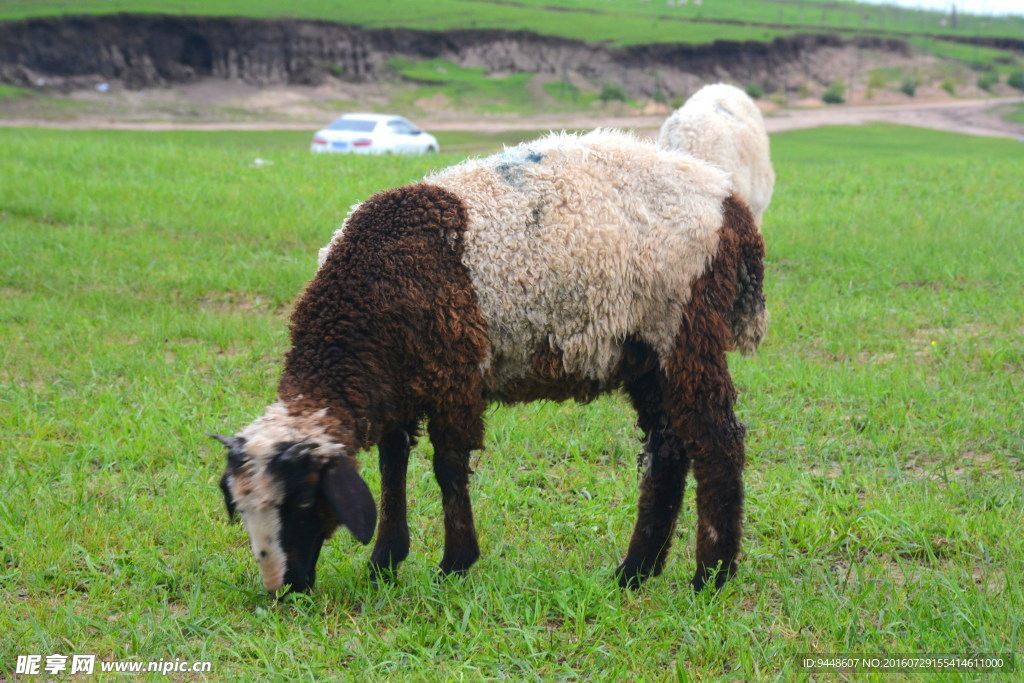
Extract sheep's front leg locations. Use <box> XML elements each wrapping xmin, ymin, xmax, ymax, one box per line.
<box><xmin>432</xmin><ymin>449</ymin><xmax>480</xmax><ymax>575</ymax></box>
<box><xmin>369</xmin><ymin>429</ymin><xmax>411</xmax><ymax>580</ymax></box>
<box><xmin>617</xmin><ymin>371</ymin><xmax>690</xmax><ymax>588</ymax></box>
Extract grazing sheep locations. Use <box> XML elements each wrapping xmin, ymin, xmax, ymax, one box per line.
<box><xmin>657</xmin><ymin>83</ymin><xmax>775</xmax><ymax>226</ymax></box>
<box><xmin>215</xmin><ymin>130</ymin><xmax>767</xmax><ymax>594</ymax></box>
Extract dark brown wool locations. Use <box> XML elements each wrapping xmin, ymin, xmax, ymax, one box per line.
<box><xmin>279</xmin><ymin>183</ymin><xmax>490</xmax><ymax>576</ymax></box>
<box><xmin>280</xmin><ymin>183</ymin><xmax>490</xmax><ymax>456</ymax></box>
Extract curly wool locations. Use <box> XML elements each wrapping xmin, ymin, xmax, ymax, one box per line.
<box><xmin>320</xmin><ymin>129</ymin><xmax>734</xmax><ymax>393</ymax></box>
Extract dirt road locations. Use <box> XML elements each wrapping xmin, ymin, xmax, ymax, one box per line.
<box><xmin>422</xmin><ymin>96</ymin><xmax>1024</xmax><ymax>140</ymax></box>
<box><xmin>1</xmin><ymin>96</ymin><xmax>1022</xmax><ymax>140</ymax></box>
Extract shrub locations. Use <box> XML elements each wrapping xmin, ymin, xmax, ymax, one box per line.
<box><xmin>652</xmin><ymin>82</ymin><xmax>667</xmax><ymax>104</ymax></box>
<box><xmin>599</xmin><ymin>81</ymin><xmax>627</xmax><ymax>104</ymax></box>
<box><xmin>900</xmin><ymin>78</ymin><xmax>917</xmax><ymax>97</ymax></box>
<box><xmin>822</xmin><ymin>81</ymin><xmax>845</xmax><ymax>104</ymax></box>
<box><xmin>319</xmin><ymin>63</ymin><xmax>346</xmax><ymax>78</ymax></box>
<box><xmin>978</xmin><ymin>71</ymin><xmax>999</xmax><ymax>92</ymax></box>
<box><xmin>941</xmin><ymin>79</ymin><xmax>956</xmax><ymax>95</ymax></box>
<box><xmin>549</xmin><ymin>78</ymin><xmax>580</xmax><ymax>102</ymax></box>
<box><xmin>867</xmin><ymin>70</ymin><xmax>888</xmax><ymax>90</ymax></box>
<box><xmin>745</xmin><ymin>83</ymin><xmax>764</xmax><ymax>100</ymax></box>
<box><xmin>1008</xmin><ymin>70</ymin><xmax>1024</xmax><ymax>91</ymax></box>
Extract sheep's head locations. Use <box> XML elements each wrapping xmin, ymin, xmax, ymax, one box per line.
<box><xmin>214</xmin><ymin>435</ymin><xmax>376</xmax><ymax>594</ymax></box>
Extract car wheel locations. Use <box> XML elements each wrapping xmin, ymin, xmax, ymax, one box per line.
<box><xmin>426</xmin><ymin>146</ymin><xmax>438</xmax><ymax>155</ymax></box>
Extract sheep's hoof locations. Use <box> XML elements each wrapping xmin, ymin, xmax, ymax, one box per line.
<box><xmin>434</xmin><ymin>566</ymin><xmax>471</xmax><ymax>584</ymax></box>
<box><xmin>368</xmin><ymin>562</ymin><xmax>401</xmax><ymax>587</ymax></box>
<box><xmin>437</xmin><ymin>546</ymin><xmax>480</xmax><ymax>578</ymax></box>
<box><xmin>614</xmin><ymin>560</ymin><xmax>658</xmax><ymax>590</ymax></box>
<box><xmin>690</xmin><ymin>561</ymin><xmax>736</xmax><ymax>592</ymax></box>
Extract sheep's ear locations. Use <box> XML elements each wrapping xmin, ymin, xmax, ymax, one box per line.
<box><xmin>276</xmin><ymin>441</ymin><xmax>315</xmax><ymax>465</ymax></box>
<box><xmin>218</xmin><ymin>471</ymin><xmax>238</xmax><ymax>523</ymax></box>
<box><xmin>210</xmin><ymin>434</ymin><xmax>245</xmax><ymax>452</ymax></box>
<box><xmin>320</xmin><ymin>458</ymin><xmax>376</xmax><ymax>545</ymax></box>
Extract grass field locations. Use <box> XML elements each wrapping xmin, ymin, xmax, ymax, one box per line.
<box><xmin>1</xmin><ymin>124</ymin><xmax>1022</xmax><ymax>678</ymax></box>
<box><xmin>1004</xmin><ymin>103</ymin><xmax>1024</xmax><ymax>123</ymax></box>
<box><xmin>0</xmin><ymin>0</ymin><xmax>1022</xmax><ymax>45</ymax></box>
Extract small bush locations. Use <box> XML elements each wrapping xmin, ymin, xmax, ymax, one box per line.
<box><xmin>1008</xmin><ymin>70</ymin><xmax>1024</xmax><ymax>91</ymax></box>
<box><xmin>745</xmin><ymin>83</ymin><xmax>764</xmax><ymax>100</ymax></box>
<box><xmin>599</xmin><ymin>81</ymin><xmax>627</xmax><ymax>104</ymax></box>
<box><xmin>670</xmin><ymin>96</ymin><xmax>684</xmax><ymax>109</ymax></box>
<box><xmin>652</xmin><ymin>83</ymin><xmax>666</xmax><ymax>104</ymax></box>
<box><xmin>941</xmin><ymin>79</ymin><xmax>956</xmax><ymax>95</ymax></box>
<box><xmin>867</xmin><ymin>70</ymin><xmax>888</xmax><ymax>90</ymax></box>
<box><xmin>822</xmin><ymin>82</ymin><xmax>845</xmax><ymax>104</ymax></box>
<box><xmin>978</xmin><ymin>71</ymin><xmax>999</xmax><ymax>92</ymax></box>
<box><xmin>548</xmin><ymin>78</ymin><xmax>580</xmax><ymax>102</ymax></box>
<box><xmin>900</xmin><ymin>78</ymin><xmax>917</xmax><ymax>97</ymax></box>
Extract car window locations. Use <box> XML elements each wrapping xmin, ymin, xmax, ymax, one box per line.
<box><xmin>327</xmin><ymin>119</ymin><xmax>377</xmax><ymax>132</ymax></box>
<box><xmin>387</xmin><ymin>120</ymin><xmax>416</xmax><ymax>135</ymax></box>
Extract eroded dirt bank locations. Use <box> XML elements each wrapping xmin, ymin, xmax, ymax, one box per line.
<box><xmin>0</xmin><ymin>13</ymin><xmax>911</xmax><ymax>98</ymax></box>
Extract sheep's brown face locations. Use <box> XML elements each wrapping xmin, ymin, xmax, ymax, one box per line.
<box><xmin>214</xmin><ymin>436</ymin><xmax>376</xmax><ymax>594</ymax></box>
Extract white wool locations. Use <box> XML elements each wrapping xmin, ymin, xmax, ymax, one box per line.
<box><xmin>657</xmin><ymin>83</ymin><xmax>774</xmax><ymax>226</ymax></box>
<box><xmin>425</xmin><ymin>129</ymin><xmax>732</xmax><ymax>389</ymax></box>
<box><xmin>236</xmin><ymin>400</ymin><xmax>344</xmax><ymax>461</ymax></box>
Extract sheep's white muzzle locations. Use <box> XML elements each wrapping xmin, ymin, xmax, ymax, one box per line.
<box><xmin>242</xmin><ymin>508</ymin><xmax>288</xmax><ymax>592</ymax></box>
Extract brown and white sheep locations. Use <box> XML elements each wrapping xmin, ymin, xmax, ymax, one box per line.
<box><xmin>214</xmin><ymin>130</ymin><xmax>767</xmax><ymax>594</ymax></box>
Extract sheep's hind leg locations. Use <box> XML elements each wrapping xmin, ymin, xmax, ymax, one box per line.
<box><xmin>368</xmin><ymin>428</ymin><xmax>413</xmax><ymax>582</ymax></box>
<box><xmin>686</xmin><ymin>410</ymin><xmax>744</xmax><ymax>592</ymax></box>
<box><xmin>666</xmin><ymin>353</ymin><xmax>745</xmax><ymax>592</ymax></box>
<box><xmin>616</xmin><ymin>370</ymin><xmax>690</xmax><ymax>589</ymax></box>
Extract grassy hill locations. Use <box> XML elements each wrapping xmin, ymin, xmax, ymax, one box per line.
<box><xmin>0</xmin><ymin>0</ymin><xmax>1021</xmax><ymax>46</ymax></box>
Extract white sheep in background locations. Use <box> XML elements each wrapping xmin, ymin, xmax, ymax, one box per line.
<box><xmin>658</xmin><ymin>83</ymin><xmax>775</xmax><ymax>226</ymax></box>
<box><xmin>216</xmin><ymin>130</ymin><xmax>767</xmax><ymax>594</ymax></box>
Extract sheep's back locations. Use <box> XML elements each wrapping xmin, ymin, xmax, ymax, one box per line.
<box><xmin>427</xmin><ymin>130</ymin><xmax>731</xmax><ymax>394</ymax></box>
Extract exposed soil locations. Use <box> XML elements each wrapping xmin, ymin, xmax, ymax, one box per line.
<box><xmin>760</xmin><ymin>96</ymin><xmax>1024</xmax><ymax>139</ymax></box>
<box><xmin>0</xmin><ymin>13</ymin><xmax>1021</xmax><ymax>140</ymax></box>
<box><xmin>0</xmin><ymin>13</ymin><xmax>912</xmax><ymax>98</ymax></box>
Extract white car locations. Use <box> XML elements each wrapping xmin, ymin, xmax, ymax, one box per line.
<box><xmin>310</xmin><ymin>114</ymin><xmax>439</xmax><ymax>155</ymax></box>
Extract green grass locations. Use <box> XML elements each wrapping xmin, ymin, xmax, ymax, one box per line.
<box><xmin>0</xmin><ymin>84</ymin><xmax>31</xmax><ymax>100</ymax></box>
<box><xmin>2</xmin><ymin>0</ymin><xmax>1021</xmax><ymax>46</ymax></box>
<box><xmin>1005</xmin><ymin>103</ymin><xmax>1024</xmax><ymax>123</ymax></box>
<box><xmin>389</xmin><ymin>58</ymin><xmax>538</xmax><ymax>114</ymax></box>
<box><xmin>1</xmin><ymin>124</ymin><xmax>1022</xmax><ymax>678</ymax></box>
<box><xmin>0</xmin><ymin>0</ymin><xmax>781</xmax><ymax>45</ymax></box>
<box><xmin>388</xmin><ymin>57</ymin><xmax>638</xmax><ymax>113</ymax></box>
<box><xmin>910</xmin><ymin>37</ymin><xmax>1023</xmax><ymax>75</ymax></box>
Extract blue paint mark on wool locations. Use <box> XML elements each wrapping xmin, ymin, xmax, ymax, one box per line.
<box><xmin>714</xmin><ymin>102</ymin><xmax>737</xmax><ymax>119</ymax></box>
<box><xmin>491</xmin><ymin>147</ymin><xmax>546</xmax><ymax>188</ymax></box>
